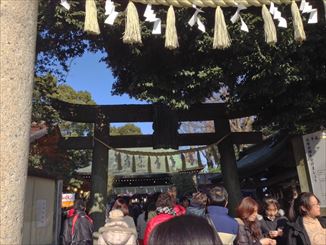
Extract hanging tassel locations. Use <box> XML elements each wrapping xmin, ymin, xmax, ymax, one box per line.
<box><xmin>123</xmin><ymin>1</ymin><xmax>142</xmax><ymax>44</ymax></box>
<box><xmin>262</xmin><ymin>4</ymin><xmax>277</xmax><ymax>45</ymax></box>
<box><xmin>197</xmin><ymin>151</ymin><xmax>203</xmax><ymax>168</ymax></box>
<box><xmin>291</xmin><ymin>0</ymin><xmax>306</xmax><ymax>42</ymax></box>
<box><xmin>181</xmin><ymin>153</ymin><xmax>186</xmax><ymax>170</ymax></box>
<box><xmin>213</xmin><ymin>6</ymin><xmax>231</xmax><ymax>49</ymax></box>
<box><xmin>165</xmin><ymin>5</ymin><xmax>179</xmax><ymax>49</ymax></box>
<box><xmin>117</xmin><ymin>152</ymin><xmax>122</xmax><ymax>171</ymax></box>
<box><xmin>165</xmin><ymin>156</ymin><xmax>170</xmax><ymax>172</ymax></box>
<box><xmin>132</xmin><ymin>155</ymin><xmax>136</xmax><ymax>172</ymax></box>
<box><xmin>147</xmin><ymin>156</ymin><xmax>152</xmax><ymax>173</ymax></box>
<box><xmin>84</xmin><ymin>0</ymin><xmax>100</xmax><ymax>35</ymax></box>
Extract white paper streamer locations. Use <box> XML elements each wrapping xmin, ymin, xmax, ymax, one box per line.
<box><xmin>104</xmin><ymin>0</ymin><xmax>118</xmax><ymax>26</ymax></box>
<box><xmin>308</xmin><ymin>9</ymin><xmax>318</xmax><ymax>24</ymax></box>
<box><xmin>60</xmin><ymin>0</ymin><xmax>70</xmax><ymax>10</ymax></box>
<box><xmin>230</xmin><ymin>5</ymin><xmax>247</xmax><ymax>24</ymax></box>
<box><xmin>300</xmin><ymin>0</ymin><xmax>306</xmax><ymax>11</ymax></box>
<box><xmin>188</xmin><ymin>5</ymin><xmax>206</xmax><ymax>33</ymax></box>
<box><xmin>300</xmin><ymin>0</ymin><xmax>318</xmax><ymax>24</ymax></box>
<box><xmin>230</xmin><ymin>5</ymin><xmax>248</xmax><ymax>32</ymax></box>
<box><xmin>269</xmin><ymin>3</ymin><xmax>287</xmax><ymax>28</ymax></box>
<box><xmin>240</xmin><ymin>16</ymin><xmax>249</xmax><ymax>32</ymax></box>
<box><xmin>143</xmin><ymin>4</ymin><xmax>162</xmax><ymax>35</ymax></box>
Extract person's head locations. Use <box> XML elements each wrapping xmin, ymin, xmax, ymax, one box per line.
<box><xmin>148</xmin><ymin>215</ymin><xmax>223</xmax><ymax>245</ymax></box>
<box><xmin>181</xmin><ymin>197</ymin><xmax>190</xmax><ymax>208</ymax></box>
<box><xmin>168</xmin><ymin>185</ymin><xmax>177</xmax><ymax>200</ymax></box>
<box><xmin>289</xmin><ymin>192</ymin><xmax>321</xmax><ymax>221</ymax></box>
<box><xmin>191</xmin><ymin>192</ymin><xmax>208</xmax><ymax>207</ymax></box>
<box><xmin>237</xmin><ymin>197</ymin><xmax>262</xmax><ymax>239</ymax></box>
<box><xmin>112</xmin><ymin>198</ymin><xmax>129</xmax><ymax>216</ymax></box>
<box><xmin>263</xmin><ymin>198</ymin><xmax>280</xmax><ymax>219</ymax></box>
<box><xmin>237</xmin><ymin>197</ymin><xmax>259</xmax><ymax>222</ymax></box>
<box><xmin>209</xmin><ymin>186</ymin><xmax>228</xmax><ymax>207</ymax></box>
<box><xmin>145</xmin><ymin>201</ymin><xmax>157</xmax><ymax>221</ymax></box>
<box><xmin>156</xmin><ymin>192</ymin><xmax>174</xmax><ymax>209</ymax></box>
<box><xmin>73</xmin><ymin>199</ymin><xmax>86</xmax><ymax>211</ymax></box>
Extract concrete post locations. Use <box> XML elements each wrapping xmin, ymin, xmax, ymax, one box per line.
<box><xmin>0</xmin><ymin>0</ymin><xmax>39</xmax><ymax>244</ymax></box>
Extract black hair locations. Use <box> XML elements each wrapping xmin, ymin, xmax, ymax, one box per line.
<box><xmin>148</xmin><ymin>215</ymin><xmax>223</xmax><ymax>245</ymax></box>
<box><xmin>209</xmin><ymin>186</ymin><xmax>228</xmax><ymax>207</ymax></box>
<box><xmin>156</xmin><ymin>192</ymin><xmax>174</xmax><ymax>208</ymax></box>
<box><xmin>289</xmin><ymin>192</ymin><xmax>320</xmax><ymax>221</ymax></box>
<box><xmin>145</xmin><ymin>202</ymin><xmax>156</xmax><ymax>222</ymax></box>
<box><xmin>73</xmin><ymin>199</ymin><xmax>86</xmax><ymax>211</ymax></box>
<box><xmin>263</xmin><ymin>198</ymin><xmax>280</xmax><ymax>211</ymax></box>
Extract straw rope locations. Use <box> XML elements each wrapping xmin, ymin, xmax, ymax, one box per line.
<box><xmin>132</xmin><ymin>0</ymin><xmax>293</xmax><ymax>7</ymax></box>
<box><xmin>94</xmin><ymin>133</ymin><xmax>231</xmax><ymax>156</ymax></box>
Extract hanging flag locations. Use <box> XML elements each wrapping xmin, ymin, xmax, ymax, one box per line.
<box><xmin>197</xmin><ymin>151</ymin><xmax>203</xmax><ymax>168</ymax></box>
<box><xmin>211</xmin><ymin>145</ymin><xmax>220</xmax><ymax>167</ymax></box>
<box><xmin>116</xmin><ymin>152</ymin><xmax>122</xmax><ymax>171</ymax></box>
<box><xmin>147</xmin><ymin>156</ymin><xmax>152</xmax><ymax>173</ymax></box>
<box><xmin>165</xmin><ymin>156</ymin><xmax>170</xmax><ymax>172</ymax></box>
<box><xmin>181</xmin><ymin>153</ymin><xmax>186</xmax><ymax>170</ymax></box>
<box><xmin>132</xmin><ymin>155</ymin><xmax>136</xmax><ymax>172</ymax></box>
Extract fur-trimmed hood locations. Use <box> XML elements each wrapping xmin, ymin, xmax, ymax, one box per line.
<box><xmin>98</xmin><ymin>220</ymin><xmax>137</xmax><ymax>245</ymax></box>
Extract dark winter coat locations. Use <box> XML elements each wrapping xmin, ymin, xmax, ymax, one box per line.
<box><xmin>62</xmin><ymin>210</ymin><xmax>94</xmax><ymax>245</ymax></box>
<box><xmin>286</xmin><ymin>216</ymin><xmax>326</xmax><ymax>245</ymax></box>
<box><xmin>259</xmin><ymin>215</ymin><xmax>288</xmax><ymax>245</ymax></box>
<box><xmin>207</xmin><ymin>206</ymin><xmax>239</xmax><ymax>245</ymax></box>
<box><xmin>235</xmin><ymin>218</ymin><xmax>263</xmax><ymax>245</ymax></box>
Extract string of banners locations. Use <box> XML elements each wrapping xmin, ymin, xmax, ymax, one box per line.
<box><xmin>59</xmin><ymin>0</ymin><xmax>322</xmax><ymax>49</ymax></box>
<box><xmin>94</xmin><ymin>133</ymin><xmax>230</xmax><ymax>174</ymax></box>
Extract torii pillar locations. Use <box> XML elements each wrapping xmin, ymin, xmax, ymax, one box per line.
<box><xmin>0</xmin><ymin>1</ymin><xmax>39</xmax><ymax>244</ymax></box>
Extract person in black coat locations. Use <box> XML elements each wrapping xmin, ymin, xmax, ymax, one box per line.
<box><xmin>259</xmin><ymin>198</ymin><xmax>288</xmax><ymax>245</ymax></box>
<box><xmin>286</xmin><ymin>192</ymin><xmax>326</xmax><ymax>245</ymax></box>
<box><xmin>62</xmin><ymin>199</ymin><xmax>94</xmax><ymax>245</ymax></box>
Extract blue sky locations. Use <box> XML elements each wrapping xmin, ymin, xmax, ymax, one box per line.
<box><xmin>65</xmin><ymin>51</ymin><xmax>153</xmax><ymax>134</ymax></box>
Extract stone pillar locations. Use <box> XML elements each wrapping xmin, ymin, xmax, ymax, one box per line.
<box><xmin>89</xmin><ymin>112</ymin><xmax>109</xmax><ymax>231</ymax></box>
<box><xmin>214</xmin><ymin>119</ymin><xmax>242</xmax><ymax>216</ymax></box>
<box><xmin>0</xmin><ymin>1</ymin><xmax>39</xmax><ymax>244</ymax></box>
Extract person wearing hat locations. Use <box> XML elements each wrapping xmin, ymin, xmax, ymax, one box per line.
<box><xmin>97</xmin><ymin>209</ymin><xmax>138</xmax><ymax>245</ymax></box>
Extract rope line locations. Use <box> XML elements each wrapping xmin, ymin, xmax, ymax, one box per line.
<box><xmin>94</xmin><ymin>133</ymin><xmax>230</xmax><ymax>156</ymax></box>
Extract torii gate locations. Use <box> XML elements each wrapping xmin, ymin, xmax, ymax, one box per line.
<box><xmin>52</xmin><ymin>99</ymin><xmax>262</xmax><ymax>230</ymax></box>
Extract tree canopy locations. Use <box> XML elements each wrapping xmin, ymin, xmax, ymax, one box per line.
<box><xmin>36</xmin><ymin>0</ymin><xmax>326</xmax><ymax>133</ymax></box>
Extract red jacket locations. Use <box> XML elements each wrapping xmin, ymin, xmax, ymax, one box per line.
<box><xmin>173</xmin><ymin>204</ymin><xmax>186</xmax><ymax>216</ymax></box>
<box><xmin>143</xmin><ymin>213</ymin><xmax>174</xmax><ymax>245</ymax></box>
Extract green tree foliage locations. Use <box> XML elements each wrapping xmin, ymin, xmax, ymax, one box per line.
<box><xmin>31</xmin><ymin>74</ymin><xmax>143</xmax><ymax>181</ymax></box>
<box><xmin>110</xmin><ymin>123</ymin><xmax>142</xmax><ymax>135</ymax></box>
<box><xmin>31</xmin><ymin>74</ymin><xmax>96</xmax><ymax>181</ymax></box>
<box><xmin>36</xmin><ymin>1</ymin><xmax>325</xmax><ymax>133</ymax></box>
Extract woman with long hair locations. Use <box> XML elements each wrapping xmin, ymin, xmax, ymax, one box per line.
<box><xmin>148</xmin><ymin>215</ymin><xmax>223</xmax><ymax>245</ymax></box>
<box><xmin>287</xmin><ymin>192</ymin><xmax>326</xmax><ymax>245</ymax></box>
<box><xmin>235</xmin><ymin>197</ymin><xmax>276</xmax><ymax>245</ymax></box>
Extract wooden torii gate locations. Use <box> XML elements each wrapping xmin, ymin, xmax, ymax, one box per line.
<box><xmin>53</xmin><ymin>99</ymin><xmax>262</xmax><ymax>230</ymax></box>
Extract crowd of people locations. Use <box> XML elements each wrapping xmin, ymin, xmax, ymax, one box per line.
<box><xmin>61</xmin><ymin>186</ymin><xmax>326</xmax><ymax>245</ymax></box>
